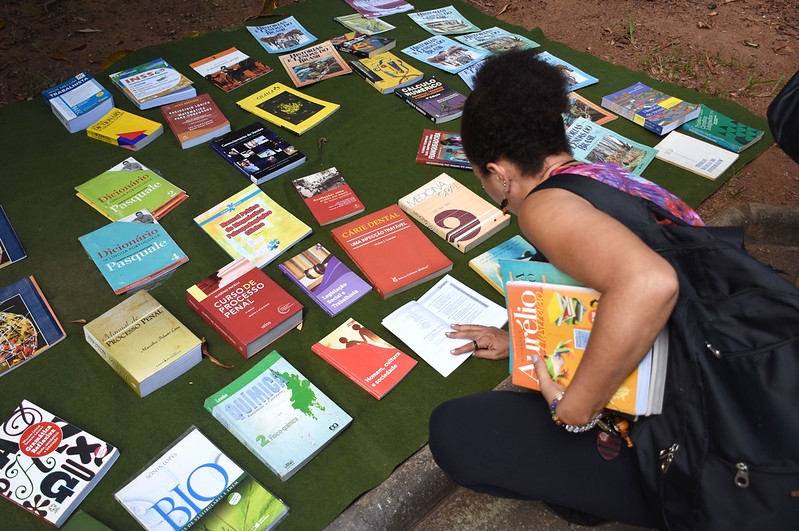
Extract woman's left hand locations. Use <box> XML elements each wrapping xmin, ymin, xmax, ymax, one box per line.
<box><xmin>446</xmin><ymin>324</ymin><xmax>509</xmax><ymax>360</ymax></box>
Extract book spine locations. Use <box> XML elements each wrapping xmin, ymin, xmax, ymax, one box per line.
<box><xmin>397</xmin><ymin>94</ymin><xmax>436</xmax><ymax>122</ymax></box>
<box><xmin>86</xmin><ymin>128</ymin><xmax>120</xmax><ymax>147</ymax></box>
<box><xmin>83</xmin><ymin>328</ymin><xmax>142</xmax><ymax>396</ymax></box>
<box><xmin>600</xmin><ymin>96</ymin><xmax>634</xmax><ymax>121</ymax></box>
<box><xmin>186</xmin><ymin>294</ymin><xmax>248</xmax><ymax>357</ymax></box>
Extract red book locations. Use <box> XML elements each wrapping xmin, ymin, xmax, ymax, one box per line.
<box><xmin>161</xmin><ymin>93</ymin><xmax>231</xmax><ymax>149</ymax></box>
<box><xmin>291</xmin><ymin>167</ymin><xmax>365</xmax><ymax>225</ymax></box>
<box><xmin>186</xmin><ymin>257</ymin><xmax>303</xmax><ymax>358</ymax></box>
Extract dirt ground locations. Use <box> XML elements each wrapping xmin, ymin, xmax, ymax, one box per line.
<box><xmin>1</xmin><ymin>0</ymin><xmax>797</xmax><ymax>219</ymax></box>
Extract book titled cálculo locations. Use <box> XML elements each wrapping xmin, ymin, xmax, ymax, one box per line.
<box><xmin>86</xmin><ymin>107</ymin><xmax>163</xmax><ymax>151</ymax></box>
<box><xmin>42</xmin><ymin>71</ymin><xmax>114</xmax><ymax>133</ymax></box>
<box><xmin>160</xmin><ymin>93</ymin><xmax>231</xmax><ymax>149</ymax></box>
<box><xmin>291</xmin><ymin>166</ymin><xmax>365</xmax><ymax>225</ymax></box>
<box><xmin>108</xmin><ymin>57</ymin><xmax>196</xmax><ymax>110</ymax></box>
<box><xmin>394</xmin><ymin>76</ymin><xmax>467</xmax><ymax>124</ymax></box>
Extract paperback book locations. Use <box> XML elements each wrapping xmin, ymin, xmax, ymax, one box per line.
<box><xmin>601</xmin><ymin>81</ymin><xmax>701</xmax><ymax>135</ymax></box>
<box><xmin>279</xmin><ymin>243</ymin><xmax>372</xmax><ymax>317</ymax></box>
<box><xmin>0</xmin><ymin>205</ymin><xmax>26</xmax><ymax>269</ymax></box>
<box><xmin>565</xmin><ymin>117</ymin><xmax>657</xmax><ymax>175</ymax></box>
<box><xmin>160</xmin><ymin>93</ymin><xmax>231</xmax><ymax>149</ymax></box>
<box><xmin>108</xmin><ymin>57</ymin><xmax>196</xmax><ymax>110</ymax></box>
<box><xmin>454</xmin><ymin>26</ymin><xmax>540</xmax><ymax>54</ymax></box>
<box><xmin>401</xmin><ymin>35</ymin><xmax>488</xmax><ymax>74</ymax></box>
<box><xmin>468</xmin><ymin>235</ymin><xmax>539</xmax><ymax>294</ymax></box>
<box><xmin>237</xmin><ymin>82</ymin><xmax>340</xmax><ymax>135</ymax></box>
<box><xmin>407</xmin><ymin>5</ymin><xmax>480</xmax><ymax>35</ymax></box>
<box><xmin>457</xmin><ymin>60</ymin><xmax>484</xmax><ymax>90</ymax></box>
<box><xmin>654</xmin><ymin>130</ymin><xmax>739</xmax><ymax>181</ymax></box>
<box><xmin>247</xmin><ymin>16</ymin><xmax>316</xmax><ymax>54</ymax></box>
<box><xmin>86</xmin><ymin>107</ymin><xmax>164</xmax><ymax>151</ymax></box>
<box><xmin>115</xmin><ymin>426</ymin><xmax>288</xmax><ymax>531</ymax></box>
<box><xmin>343</xmin><ymin>0</ymin><xmax>414</xmax><ymax>17</ymax></box>
<box><xmin>42</xmin><ymin>71</ymin><xmax>114</xmax><ymax>133</ymax></box>
<box><xmin>679</xmin><ymin>103</ymin><xmax>764</xmax><ymax>152</ymax></box>
<box><xmin>291</xmin><ymin>166</ymin><xmax>365</xmax><ymax>225</ymax></box>
<box><xmin>204</xmin><ymin>350</ymin><xmax>353</xmax><ymax>481</ymax></box>
<box><xmin>189</xmin><ymin>46</ymin><xmax>272</xmax><ymax>92</ymax></box>
<box><xmin>563</xmin><ymin>92</ymin><xmax>617</xmax><ymax>128</ymax></box>
<box><xmin>415</xmin><ymin>129</ymin><xmax>471</xmax><ymax>170</ymax></box>
<box><xmin>330</xmin><ymin>31</ymin><xmax>396</xmax><ymax>58</ymax></box>
<box><xmin>333</xmin><ymin>13</ymin><xmax>395</xmax><ymax>35</ymax></box>
<box><xmin>349</xmin><ymin>51</ymin><xmax>424</xmax><ymax>94</ymax></box>
<box><xmin>278</xmin><ymin>40</ymin><xmax>352</xmax><ymax>87</ymax></box>
<box><xmin>394</xmin><ymin>76</ymin><xmax>467</xmax><ymax>124</ymax></box>
<box><xmin>536</xmin><ymin>51</ymin><xmax>598</xmax><ymax>92</ymax></box>
<box><xmin>498</xmin><ymin>257</ymin><xmax>579</xmax><ymax>290</ymax></box>
<box><xmin>0</xmin><ymin>400</ymin><xmax>119</xmax><ymax>527</ymax></box>
<box><xmin>193</xmin><ymin>183</ymin><xmax>312</xmax><ymax>268</ymax></box>
<box><xmin>312</xmin><ymin>317</ymin><xmax>416</xmax><ymax>399</ymax></box>
<box><xmin>186</xmin><ymin>257</ymin><xmax>304</xmax><ymax>359</ymax></box>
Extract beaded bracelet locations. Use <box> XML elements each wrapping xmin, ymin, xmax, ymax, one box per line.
<box><xmin>549</xmin><ymin>391</ymin><xmax>603</xmax><ymax>433</ymax></box>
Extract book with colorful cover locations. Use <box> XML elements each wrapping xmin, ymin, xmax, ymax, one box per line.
<box><xmin>565</xmin><ymin>117</ymin><xmax>657</xmax><ymax>175</ymax></box>
<box><xmin>278</xmin><ymin>40</ymin><xmax>352</xmax><ymax>87</ymax></box>
<box><xmin>0</xmin><ymin>400</ymin><xmax>119</xmax><ymax>527</ymax></box>
<box><xmin>0</xmin><ymin>206</ymin><xmax>26</xmax><ymax>269</ymax></box>
<box><xmin>108</xmin><ymin>57</ymin><xmax>196</xmax><ymax>110</ymax></box>
<box><xmin>536</xmin><ymin>51</ymin><xmax>599</xmax><ymax>92</ymax></box>
<box><xmin>115</xmin><ymin>426</ymin><xmax>288</xmax><ymax>530</ymax></box>
<box><xmin>457</xmin><ymin>59</ymin><xmax>484</xmax><ymax>90</ymax></box>
<box><xmin>401</xmin><ymin>35</ymin><xmax>488</xmax><ymax>74</ymax></box>
<box><xmin>468</xmin><ymin>235</ymin><xmax>539</xmax><ymax>294</ymax></box>
<box><xmin>160</xmin><ymin>93</ymin><xmax>231</xmax><ymax>149</ymax></box>
<box><xmin>454</xmin><ymin>26</ymin><xmax>540</xmax><ymax>54</ymax></box>
<box><xmin>394</xmin><ymin>76</ymin><xmax>467</xmax><ymax>124</ymax></box>
<box><xmin>0</xmin><ymin>276</ymin><xmax>66</xmax><ymax>377</ymax></box>
<box><xmin>601</xmin><ymin>81</ymin><xmax>701</xmax><ymax>135</ymax></box>
<box><xmin>86</xmin><ymin>107</ymin><xmax>164</xmax><ymax>151</ymax></box>
<box><xmin>343</xmin><ymin>0</ymin><xmax>414</xmax><ymax>18</ymax></box>
<box><xmin>498</xmin><ymin>257</ymin><xmax>579</xmax><ymax>290</ymax></box>
<box><xmin>312</xmin><ymin>317</ymin><xmax>416</xmax><ymax>399</ymax></box>
<box><xmin>398</xmin><ymin>172</ymin><xmax>511</xmax><ymax>253</ymax></box>
<box><xmin>349</xmin><ymin>51</ymin><xmax>424</xmax><ymax>94</ymax></box>
<box><xmin>193</xmin><ymin>183</ymin><xmax>312</xmax><ymax>268</ymax></box>
<box><xmin>189</xmin><ymin>46</ymin><xmax>272</xmax><ymax>92</ymax></box>
<box><xmin>415</xmin><ymin>129</ymin><xmax>471</xmax><ymax>170</ymax></box>
<box><xmin>42</xmin><ymin>71</ymin><xmax>115</xmax><ymax>133</ymax></box>
<box><xmin>330</xmin><ymin>31</ymin><xmax>396</xmax><ymax>58</ymax></box>
<box><xmin>563</xmin><ymin>92</ymin><xmax>617</xmax><ymax>129</ymax></box>
<box><xmin>679</xmin><ymin>103</ymin><xmax>764</xmax><ymax>152</ymax></box>
<box><xmin>186</xmin><ymin>257</ymin><xmax>304</xmax><ymax>359</ymax></box>
<box><xmin>653</xmin><ymin>130</ymin><xmax>739</xmax><ymax>181</ymax></box>
<box><xmin>247</xmin><ymin>16</ymin><xmax>316</xmax><ymax>54</ymax></box>
<box><xmin>407</xmin><ymin>5</ymin><xmax>480</xmax><ymax>35</ymax></box>
<box><xmin>204</xmin><ymin>350</ymin><xmax>353</xmax><ymax>481</ymax></box>
<box><xmin>279</xmin><ymin>243</ymin><xmax>371</xmax><ymax>317</ymax></box>
<box><xmin>291</xmin><ymin>167</ymin><xmax>365</xmax><ymax>225</ymax></box>
<box><xmin>331</xmin><ymin>204</ymin><xmax>453</xmax><ymax>299</ymax></box>
<box><xmin>236</xmin><ymin>82</ymin><xmax>340</xmax><ymax>135</ymax></box>
<box><xmin>333</xmin><ymin>13</ymin><xmax>395</xmax><ymax>35</ymax></box>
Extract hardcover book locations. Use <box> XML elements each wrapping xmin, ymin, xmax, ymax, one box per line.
<box><xmin>601</xmin><ymin>81</ymin><xmax>701</xmax><ymax>135</ymax></box>
<box><xmin>84</xmin><ymin>290</ymin><xmax>203</xmax><ymax>397</ymax></box>
<box><xmin>395</xmin><ymin>76</ymin><xmax>467</xmax><ymax>124</ymax></box>
<box><xmin>407</xmin><ymin>5</ymin><xmax>480</xmax><ymax>35</ymax></box>
<box><xmin>278</xmin><ymin>243</ymin><xmax>372</xmax><ymax>317</ymax></box>
<box><xmin>563</xmin><ymin>92</ymin><xmax>617</xmax><ymax>128</ymax></box>
<box><xmin>247</xmin><ymin>16</ymin><xmax>316</xmax><ymax>54</ymax></box>
<box><xmin>0</xmin><ymin>276</ymin><xmax>66</xmax><ymax>377</ymax></box>
<box><xmin>330</xmin><ymin>31</ymin><xmax>396</xmax><ymax>58</ymax></box>
<box><xmin>653</xmin><ymin>130</ymin><xmax>740</xmax><ymax>181</ymax></box>
<box><xmin>565</xmin><ymin>117</ymin><xmax>657</xmax><ymax>175</ymax></box>
<box><xmin>349</xmin><ymin>51</ymin><xmax>424</xmax><ymax>94</ymax></box>
<box><xmin>115</xmin><ymin>426</ymin><xmax>288</xmax><ymax>531</ymax></box>
<box><xmin>0</xmin><ymin>400</ymin><xmax>119</xmax><ymax>528</ymax></box>
<box><xmin>331</xmin><ymin>204</ymin><xmax>453</xmax><ymax>299</ymax></box>
<box><xmin>401</xmin><ymin>35</ymin><xmax>488</xmax><ymax>74</ymax></box>
<box><xmin>204</xmin><ymin>350</ymin><xmax>353</xmax><ymax>481</ymax></box>
<box><xmin>78</xmin><ymin>209</ymin><xmax>189</xmax><ymax>295</ymax></box>
<box><xmin>193</xmin><ymin>183</ymin><xmax>312</xmax><ymax>268</ymax></box>
<box><xmin>236</xmin><ymin>82</ymin><xmax>340</xmax><ymax>135</ymax></box>
<box><xmin>454</xmin><ymin>26</ymin><xmax>540</xmax><ymax>54</ymax></box>
<box><xmin>189</xmin><ymin>46</ymin><xmax>272</xmax><ymax>92</ymax></box>
<box><xmin>343</xmin><ymin>0</ymin><xmax>414</xmax><ymax>18</ymax></box>
<box><xmin>536</xmin><ymin>51</ymin><xmax>599</xmax><ymax>92</ymax></box>
<box><xmin>333</xmin><ymin>13</ymin><xmax>396</xmax><ymax>35</ymax></box>
<box><xmin>415</xmin><ymin>130</ymin><xmax>471</xmax><ymax>170</ymax></box>
<box><xmin>278</xmin><ymin>40</ymin><xmax>352</xmax><ymax>88</ymax></box>
<box><xmin>160</xmin><ymin>93</ymin><xmax>231</xmax><ymax>149</ymax></box>
<box><xmin>86</xmin><ymin>107</ymin><xmax>164</xmax><ymax>151</ymax></box>
<box><xmin>312</xmin><ymin>317</ymin><xmax>416</xmax><ymax>399</ymax></box>
<box><xmin>468</xmin><ymin>235</ymin><xmax>539</xmax><ymax>294</ymax></box>
<box><xmin>679</xmin><ymin>103</ymin><xmax>764</xmax><ymax>152</ymax></box>
<box><xmin>0</xmin><ymin>205</ymin><xmax>26</xmax><ymax>269</ymax></box>
<box><xmin>108</xmin><ymin>57</ymin><xmax>196</xmax><ymax>110</ymax></box>
<box><xmin>290</xmin><ymin>166</ymin><xmax>365</xmax><ymax>225</ymax></box>
<box><xmin>210</xmin><ymin>121</ymin><xmax>306</xmax><ymax>185</ymax></box>
<box><xmin>186</xmin><ymin>257</ymin><xmax>304</xmax><ymax>359</ymax></box>
<box><xmin>398</xmin><ymin>172</ymin><xmax>511</xmax><ymax>253</ymax></box>
<box><xmin>42</xmin><ymin>71</ymin><xmax>114</xmax><ymax>133</ymax></box>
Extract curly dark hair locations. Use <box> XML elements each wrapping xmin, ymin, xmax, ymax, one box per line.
<box><xmin>461</xmin><ymin>49</ymin><xmax>572</xmax><ymax>176</ymax></box>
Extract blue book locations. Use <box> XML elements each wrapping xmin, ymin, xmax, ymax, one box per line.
<box><xmin>468</xmin><ymin>235</ymin><xmax>538</xmax><ymax>295</ymax></box>
<box><xmin>498</xmin><ymin>258</ymin><xmax>580</xmax><ymax>291</ymax></box>
<box><xmin>565</xmin><ymin>117</ymin><xmax>657</xmax><ymax>175</ymax></box>
<box><xmin>536</xmin><ymin>51</ymin><xmax>598</xmax><ymax>92</ymax></box>
<box><xmin>0</xmin><ymin>206</ymin><xmax>26</xmax><ymax>269</ymax></box>
<box><xmin>246</xmin><ymin>15</ymin><xmax>316</xmax><ymax>54</ymax></box>
<box><xmin>401</xmin><ymin>35</ymin><xmax>488</xmax><ymax>74</ymax></box>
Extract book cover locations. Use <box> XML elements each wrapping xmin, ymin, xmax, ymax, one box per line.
<box><xmin>189</xmin><ymin>46</ymin><xmax>272</xmax><ymax>92</ymax></box>
<box><xmin>312</xmin><ymin>317</ymin><xmax>416</xmax><ymax>399</ymax></box>
<box><xmin>454</xmin><ymin>26</ymin><xmax>540</xmax><ymax>54</ymax></box>
<box><xmin>0</xmin><ymin>400</ymin><xmax>119</xmax><ymax>528</ymax></box>
<box><xmin>291</xmin><ymin>166</ymin><xmax>365</xmax><ymax>225</ymax></box>
<box><xmin>210</xmin><ymin>122</ymin><xmax>306</xmax><ymax>185</ymax></box>
<box><xmin>246</xmin><ymin>16</ymin><xmax>316</xmax><ymax>54</ymax></box>
<box><xmin>395</xmin><ymin>76</ymin><xmax>467</xmax><ymax>124</ymax></box>
<box><xmin>278</xmin><ymin>40</ymin><xmax>352</xmax><ymax>88</ymax></box>
<box><xmin>398</xmin><ymin>172</ymin><xmax>511</xmax><ymax>253</ymax></box>
<box><xmin>41</xmin><ymin>71</ymin><xmax>114</xmax><ymax>133</ymax></box>
<box><xmin>331</xmin><ymin>204</ymin><xmax>453</xmax><ymax>299</ymax></box>
<box><xmin>0</xmin><ymin>205</ymin><xmax>26</xmax><ymax>269</ymax></box>
<box><xmin>333</xmin><ymin>13</ymin><xmax>396</xmax><ymax>35</ymax></box>
<box><xmin>193</xmin><ymin>183</ymin><xmax>312</xmax><ymax>268</ymax></box>
<box><xmin>680</xmin><ymin>103</ymin><xmax>764</xmax><ymax>152</ymax></box>
<box><xmin>236</xmin><ymin>82</ymin><xmax>340</xmax><ymax>135</ymax></box>
<box><xmin>407</xmin><ymin>5</ymin><xmax>480</xmax><ymax>35</ymax></box>
<box><xmin>108</xmin><ymin>57</ymin><xmax>196</xmax><ymax>110</ymax></box>
<box><xmin>86</xmin><ymin>107</ymin><xmax>164</xmax><ymax>151</ymax></box>
<box><xmin>330</xmin><ymin>31</ymin><xmax>396</xmax><ymax>58</ymax></box>
<box><xmin>468</xmin><ymin>235</ymin><xmax>539</xmax><ymax>294</ymax></box>
<box><xmin>0</xmin><ymin>276</ymin><xmax>66</xmax><ymax>377</ymax></box>
<box><xmin>565</xmin><ymin>117</ymin><xmax>657</xmax><ymax>175</ymax></box>
<box><xmin>115</xmin><ymin>426</ymin><xmax>288</xmax><ymax>531</ymax></box>
<box><xmin>278</xmin><ymin>243</ymin><xmax>371</xmax><ymax>317</ymax></box>
<box><xmin>343</xmin><ymin>0</ymin><xmax>414</xmax><ymax>18</ymax></box>
<box><xmin>536</xmin><ymin>51</ymin><xmax>599</xmax><ymax>92</ymax></box>
<box><xmin>654</xmin><ymin>130</ymin><xmax>740</xmax><ymax>181</ymax></box>
<box><xmin>349</xmin><ymin>51</ymin><xmax>424</xmax><ymax>94</ymax></box>
<box><xmin>401</xmin><ymin>35</ymin><xmax>488</xmax><ymax>74</ymax></box>
<box><xmin>75</xmin><ymin>157</ymin><xmax>188</xmax><ymax>221</ymax></box>
<box><xmin>204</xmin><ymin>350</ymin><xmax>353</xmax><ymax>481</ymax></box>
<box><xmin>415</xmin><ymin>130</ymin><xmax>471</xmax><ymax>170</ymax></box>
<box><xmin>186</xmin><ymin>257</ymin><xmax>304</xmax><ymax>359</ymax></box>
<box><xmin>563</xmin><ymin>91</ymin><xmax>617</xmax><ymax>129</ymax></box>
<box><xmin>601</xmin><ymin>81</ymin><xmax>700</xmax><ymax>135</ymax></box>
<box><xmin>498</xmin><ymin>257</ymin><xmax>580</xmax><ymax>290</ymax></box>
<box><xmin>160</xmin><ymin>93</ymin><xmax>231</xmax><ymax>149</ymax></box>
<box><xmin>457</xmin><ymin>60</ymin><xmax>484</xmax><ymax>90</ymax></box>
<box><xmin>84</xmin><ymin>290</ymin><xmax>203</xmax><ymax>397</ymax></box>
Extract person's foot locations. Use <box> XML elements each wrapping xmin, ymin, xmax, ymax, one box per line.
<box><xmin>543</xmin><ymin>501</ymin><xmax>608</xmax><ymax>527</ymax></box>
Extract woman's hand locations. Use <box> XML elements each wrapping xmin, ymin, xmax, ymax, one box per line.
<box><xmin>446</xmin><ymin>324</ymin><xmax>509</xmax><ymax>360</ymax></box>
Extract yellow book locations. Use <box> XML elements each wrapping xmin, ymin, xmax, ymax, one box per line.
<box><xmin>86</xmin><ymin>107</ymin><xmax>163</xmax><ymax>151</ymax></box>
<box><xmin>350</xmin><ymin>51</ymin><xmax>424</xmax><ymax>94</ymax></box>
<box><xmin>236</xmin><ymin>82</ymin><xmax>339</xmax><ymax>135</ymax></box>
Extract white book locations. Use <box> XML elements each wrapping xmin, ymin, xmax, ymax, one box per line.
<box><xmin>654</xmin><ymin>130</ymin><xmax>739</xmax><ymax>180</ymax></box>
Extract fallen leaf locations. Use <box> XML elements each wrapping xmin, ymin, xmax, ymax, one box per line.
<box><xmin>201</xmin><ymin>337</ymin><xmax>234</xmax><ymax>369</ymax></box>
<box><xmin>318</xmin><ymin>137</ymin><xmax>327</xmax><ymax>149</ymax></box>
<box><xmin>709</xmin><ymin>11</ymin><xmax>718</xmax><ymax>16</ymax></box>
<box><xmin>72</xmin><ymin>319</ymin><xmax>87</xmax><ymax>324</ymax></box>
<box><xmin>51</xmin><ymin>49</ymin><xmax>67</xmax><ymax>61</ymax></box>
<box><xmin>498</xmin><ymin>3</ymin><xmax>512</xmax><ymax>15</ymax></box>
<box><xmin>101</xmin><ymin>49</ymin><xmax>134</xmax><ymax>71</ymax></box>
<box><xmin>742</xmin><ymin>40</ymin><xmax>759</xmax><ymax>48</ymax></box>
<box><xmin>182</xmin><ymin>31</ymin><xmax>200</xmax><ymax>39</ymax></box>
<box><xmin>0</xmin><ymin>19</ymin><xmax>6</xmax><ymax>30</ymax></box>
<box><xmin>77</xmin><ymin>28</ymin><xmax>101</xmax><ymax>33</ymax></box>
<box><xmin>697</xmin><ymin>21</ymin><xmax>712</xmax><ymax>29</ymax></box>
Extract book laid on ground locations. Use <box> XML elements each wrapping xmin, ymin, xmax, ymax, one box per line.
<box><xmin>565</xmin><ymin>117</ymin><xmax>657</xmax><ymax>175</ymax></box>
<box><xmin>401</xmin><ymin>35</ymin><xmax>488</xmax><ymax>74</ymax></box>
<box><xmin>454</xmin><ymin>26</ymin><xmax>540</xmax><ymax>54</ymax></box>
<box><xmin>108</xmin><ymin>57</ymin><xmax>196</xmax><ymax>110</ymax></box>
<box><xmin>331</xmin><ymin>204</ymin><xmax>453</xmax><ymax>299</ymax></box>
<box><xmin>0</xmin><ymin>276</ymin><xmax>66</xmax><ymax>377</ymax></box>
<box><xmin>210</xmin><ymin>121</ymin><xmax>306</xmax><ymax>185</ymax></box>
<box><xmin>86</xmin><ymin>107</ymin><xmax>163</xmax><ymax>151</ymax></box>
<box><xmin>601</xmin><ymin>81</ymin><xmax>700</xmax><ymax>135</ymax></box>
<box><xmin>382</xmin><ymin>274</ymin><xmax>508</xmax><ymax>377</ymax></box>
<box><xmin>395</xmin><ymin>76</ymin><xmax>467</xmax><ymax>124</ymax></box>
<box><xmin>457</xmin><ymin>59</ymin><xmax>484</xmax><ymax>90</ymax></box>
<box><xmin>84</xmin><ymin>290</ymin><xmax>202</xmax><ymax>397</ymax></box>
<box><xmin>115</xmin><ymin>426</ymin><xmax>288</xmax><ymax>531</ymax></box>
<box><xmin>563</xmin><ymin>92</ymin><xmax>617</xmax><ymax>129</ymax></box>
<box><xmin>160</xmin><ymin>93</ymin><xmax>231</xmax><ymax>149</ymax></box>
<box><xmin>679</xmin><ymin>103</ymin><xmax>764</xmax><ymax>152</ymax></box>
<box><xmin>415</xmin><ymin>130</ymin><xmax>471</xmax><ymax>170</ymax></box>
<box><xmin>334</xmin><ymin>13</ymin><xmax>396</xmax><ymax>35</ymax></box>
<box><xmin>0</xmin><ymin>205</ymin><xmax>26</xmax><ymax>269</ymax></box>
<box><xmin>189</xmin><ymin>46</ymin><xmax>272</xmax><ymax>92</ymax></box>
<box><xmin>343</xmin><ymin>0</ymin><xmax>414</xmax><ymax>18</ymax></box>
<box><xmin>468</xmin><ymin>235</ymin><xmax>539</xmax><ymax>294</ymax></box>
<box><xmin>536</xmin><ymin>51</ymin><xmax>599</xmax><ymax>92</ymax></box>
<box><xmin>330</xmin><ymin>31</ymin><xmax>396</xmax><ymax>58</ymax></box>
<box><xmin>653</xmin><ymin>130</ymin><xmax>740</xmax><ymax>181</ymax></box>
<box><xmin>204</xmin><ymin>350</ymin><xmax>353</xmax><ymax>481</ymax></box>
<box><xmin>186</xmin><ymin>257</ymin><xmax>304</xmax><ymax>359</ymax></box>
<box><xmin>193</xmin><ymin>183</ymin><xmax>312</xmax><ymax>268</ymax></box>
<box><xmin>291</xmin><ymin>167</ymin><xmax>365</xmax><ymax>225</ymax></box>
<box><xmin>407</xmin><ymin>5</ymin><xmax>480</xmax><ymax>35</ymax></box>
<box><xmin>247</xmin><ymin>15</ymin><xmax>316</xmax><ymax>54</ymax></box>
<box><xmin>75</xmin><ymin>157</ymin><xmax>188</xmax><ymax>221</ymax></box>
<box><xmin>279</xmin><ymin>243</ymin><xmax>372</xmax><ymax>316</ymax></box>
<box><xmin>499</xmin><ymin>257</ymin><xmax>579</xmax><ymax>289</ymax></box>
<box><xmin>237</xmin><ymin>82</ymin><xmax>340</xmax><ymax>135</ymax></box>
<box><xmin>42</xmin><ymin>71</ymin><xmax>114</xmax><ymax>133</ymax></box>
<box><xmin>312</xmin><ymin>317</ymin><xmax>416</xmax><ymax>399</ymax></box>
<box><xmin>398</xmin><ymin>172</ymin><xmax>511</xmax><ymax>253</ymax></box>
<box><xmin>505</xmin><ymin>279</ymin><xmax>668</xmax><ymax>416</ymax></box>
<box><xmin>0</xmin><ymin>400</ymin><xmax>119</xmax><ymax>527</ymax></box>
<box><xmin>278</xmin><ymin>40</ymin><xmax>352</xmax><ymax>88</ymax></box>
<box><xmin>349</xmin><ymin>51</ymin><xmax>424</xmax><ymax>94</ymax></box>
<box><xmin>78</xmin><ymin>209</ymin><xmax>189</xmax><ymax>294</ymax></box>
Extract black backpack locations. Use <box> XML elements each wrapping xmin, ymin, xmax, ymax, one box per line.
<box><xmin>535</xmin><ymin>173</ymin><xmax>799</xmax><ymax>530</ymax></box>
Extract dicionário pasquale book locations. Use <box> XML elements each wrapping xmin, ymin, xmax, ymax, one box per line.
<box><xmin>349</xmin><ymin>51</ymin><xmax>424</xmax><ymax>94</ymax></box>
<box><xmin>454</xmin><ymin>26</ymin><xmax>540</xmax><ymax>54</ymax></box>
<box><xmin>86</xmin><ymin>107</ymin><xmax>163</xmax><ymax>151</ymax></box>
<box><xmin>160</xmin><ymin>93</ymin><xmax>231</xmax><ymax>149</ymax></box>
<box><xmin>601</xmin><ymin>81</ymin><xmax>700</xmax><ymax>135</ymax></box>
<box><xmin>679</xmin><ymin>103</ymin><xmax>764</xmax><ymax>153</ymax></box>
<box><xmin>330</xmin><ymin>31</ymin><xmax>396</xmax><ymax>58</ymax></box>
<box><xmin>0</xmin><ymin>205</ymin><xmax>26</xmax><ymax>269</ymax></box>
<box><xmin>278</xmin><ymin>40</ymin><xmax>352</xmax><ymax>88</ymax></box>
<box><xmin>415</xmin><ymin>129</ymin><xmax>471</xmax><ymax>170</ymax></box>
<box><xmin>653</xmin><ymin>130</ymin><xmax>739</xmax><ymax>181</ymax></box>
<box><xmin>407</xmin><ymin>5</ymin><xmax>480</xmax><ymax>35</ymax></box>
<box><xmin>401</xmin><ymin>35</ymin><xmax>488</xmax><ymax>74</ymax></box>
<box><xmin>565</xmin><ymin>117</ymin><xmax>657</xmax><ymax>175</ymax></box>
<box><xmin>247</xmin><ymin>15</ymin><xmax>316</xmax><ymax>54</ymax></box>
<box><xmin>291</xmin><ymin>166</ymin><xmax>365</xmax><ymax>225</ymax></box>
<box><xmin>41</xmin><ymin>71</ymin><xmax>114</xmax><ymax>133</ymax></box>
<box><xmin>237</xmin><ymin>82</ymin><xmax>340</xmax><ymax>135</ymax></box>
<box><xmin>108</xmin><ymin>57</ymin><xmax>196</xmax><ymax>110</ymax></box>
<box><xmin>189</xmin><ymin>46</ymin><xmax>273</xmax><ymax>92</ymax></box>
<box><xmin>395</xmin><ymin>76</ymin><xmax>467</xmax><ymax>124</ymax></box>
<box><xmin>468</xmin><ymin>235</ymin><xmax>539</xmax><ymax>295</ymax></box>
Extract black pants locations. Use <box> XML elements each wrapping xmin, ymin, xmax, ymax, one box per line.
<box><xmin>428</xmin><ymin>390</ymin><xmax>659</xmax><ymax>528</ymax></box>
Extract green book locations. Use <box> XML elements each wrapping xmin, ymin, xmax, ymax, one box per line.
<box><xmin>680</xmin><ymin>104</ymin><xmax>764</xmax><ymax>153</ymax></box>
